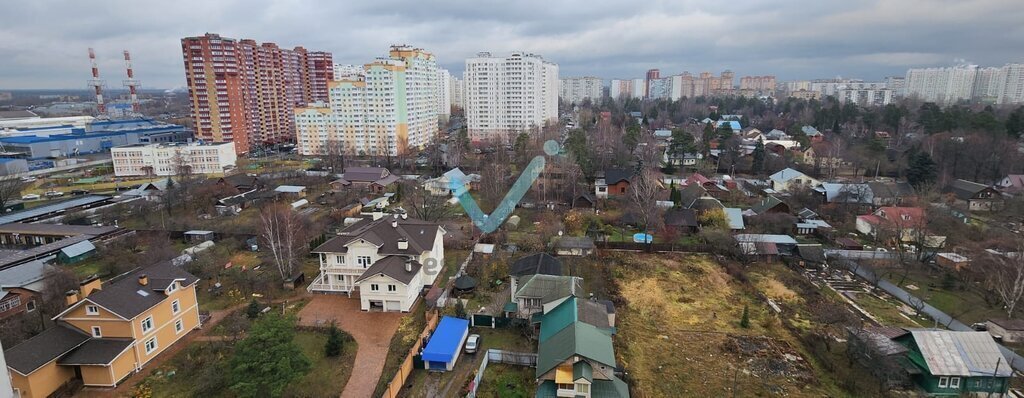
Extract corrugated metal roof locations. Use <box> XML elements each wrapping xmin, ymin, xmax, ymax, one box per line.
<box><xmin>59</xmin><ymin>240</ymin><xmax>96</xmax><ymax>258</ymax></box>
<box><xmin>910</xmin><ymin>330</ymin><xmax>1012</xmax><ymax>377</ymax></box>
<box><xmin>0</xmin><ymin>196</ymin><xmax>110</xmax><ymax>224</ymax></box>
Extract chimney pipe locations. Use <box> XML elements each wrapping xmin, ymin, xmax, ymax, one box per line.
<box><xmin>397</xmin><ymin>238</ymin><xmax>408</xmax><ymax>250</ymax></box>
<box><xmin>65</xmin><ymin>290</ymin><xmax>80</xmax><ymax>306</ymax></box>
<box><xmin>138</xmin><ymin>274</ymin><xmax>148</xmax><ymax>286</ymax></box>
<box><xmin>392</xmin><ymin>220</ymin><xmax>398</xmax><ymax>228</ymax></box>
<box><xmin>405</xmin><ymin>258</ymin><xmax>412</xmax><ymax>273</ymax></box>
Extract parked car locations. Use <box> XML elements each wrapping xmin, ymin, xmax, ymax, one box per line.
<box><xmin>21</xmin><ymin>193</ymin><xmax>40</xmax><ymax>200</ymax></box>
<box><xmin>19</xmin><ymin>176</ymin><xmax>37</xmax><ymax>182</ymax></box>
<box><xmin>44</xmin><ymin>191</ymin><xmax>64</xmax><ymax>197</ymax></box>
<box><xmin>464</xmin><ymin>334</ymin><xmax>481</xmax><ymax>354</ymax></box>
<box><xmin>70</xmin><ymin>189</ymin><xmax>90</xmax><ymax>196</ymax></box>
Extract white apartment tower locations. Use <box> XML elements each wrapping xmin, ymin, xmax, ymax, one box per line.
<box><xmin>559</xmin><ymin>77</ymin><xmax>603</xmax><ymax>104</ymax></box>
<box><xmin>465</xmin><ymin>52</ymin><xmax>559</xmax><ymax>140</ymax></box>
<box><xmin>436</xmin><ymin>68</ymin><xmax>452</xmax><ymax>121</ymax></box>
<box><xmin>295</xmin><ymin>46</ymin><xmax>441</xmax><ymax>156</ymax></box>
<box><xmin>904</xmin><ymin>66</ymin><xmax>978</xmax><ymax>104</ymax></box>
<box><xmin>450</xmin><ymin>76</ymin><xmax>464</xmax><ymax>110</ymax></box>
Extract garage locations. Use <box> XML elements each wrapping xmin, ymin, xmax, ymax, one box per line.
<box><xmin>368</xmin><ymin>300</ymin><xmax>384</xmax><ymax>311</ymax></box>
<box><xmin>385</xmin><ymin>300</ymin><xmax>402</xmax><ymax>312</ymax></box>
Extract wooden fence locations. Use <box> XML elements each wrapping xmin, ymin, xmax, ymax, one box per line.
<box><xmin>379</xmin><ymin>309</ymin><xmax>440</xmax><ymax>398</ymax></box>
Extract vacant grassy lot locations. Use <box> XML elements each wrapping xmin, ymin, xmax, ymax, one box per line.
<box><xmin>605</xmin><ymin>253</ymin><xmax>854</xmax><ymax>397</ymax></box>
<box><xmin>885</xmin><ymin>267</ymin><xmax>1004</xmax><ymax>324</ymax></box>
<box><xmin>475</xmin><ymin>364</ymin><xmax>533</xmax><ymax>398</ymax></box>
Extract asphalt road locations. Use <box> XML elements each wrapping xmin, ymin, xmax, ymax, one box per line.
<box><xmin>838</xmin><ymin>258</ymin><xmax>1024</xmax><ymax>372</ymax></box>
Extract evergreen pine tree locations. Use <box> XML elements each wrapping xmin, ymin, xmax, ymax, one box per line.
<box><xmin>740</xmin><ymin>305</ymin><xmax>750</xmax><ymax>328</ymax></box>
<box><xmin>324</xmin><ymin>322</ymin><xmax>343</xmax><ymax>357</ymax></box>
<box><xmin>246</xmin><ymin>299</ymin><xmax>261</xmax><ymax>319</ymax></box>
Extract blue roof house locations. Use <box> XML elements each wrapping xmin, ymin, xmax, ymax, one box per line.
<box><xmin>421</xmin><ymin>316</ymin><xmax>470</xmax><ymax>371</ymax></box>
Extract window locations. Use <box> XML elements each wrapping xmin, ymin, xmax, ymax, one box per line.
<box><xmin>0</xmin><ymin>297</ymin><xmax>20</xmax><ymax>312</ymax></box>
<box><xmin>336</xmin><ymin>255</ymin><xmax>345</xmax><ymax>264</ymax></box>
<box><xmin>144</xmin><ymin>337</ymin><xmax>158</xmax><ymax>354</ymax></box>
<box><xmin>91</xmin><ymin>326</ymin><xmax>102</xmax><ymax>337</ymax></box>
<box><xmin>86</xmin><ymin>305</ymin><xmax>99</xmax><ymax>315</ymax></box>
<box><xmin>25</xmin><ymin>300</ymin><xmax>35</xmax><ymax>312</ymax></box>
<box><xmin>171</xmin><ymin>299</ymin><xmax>181</xmax><ymax>314</ymax></box>
<box><xmin>576</xmin><ymin>383</ymin><xmax>590</xmax><ymax>394</ymax></box>
<box><xmin>357</xmin><ymin>256</ymin><xmax>372</xmax><ymax>268</ymax></box>
<box><xmin>949</xmin><ymin>377</ymin><xmax>960</xmax><ymax>389</ymax></box>
<box><xmin>387</xmin><ymin>285</ymin><xmax>397</xmax><ymax>292</ymax></box>
<box><xmin>370</xmin><ymin>284</ymin><xmax>380</xmax><ymax>291</ymax></box>
<box><xmin>938</xmin><ymin>377</ymin><xmax>949</xmax><ymax>388</ymax></box>
<box><xmin>175</xmin><ymin>319</ymin><xmax>184</xmax><ymax>334</ymax></box>
<box><xmin>141</xmin><ymin>316</ymin><xmax>154</xmax><ymax>333</ymax></box>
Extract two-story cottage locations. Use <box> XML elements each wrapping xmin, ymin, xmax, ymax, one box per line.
<box><xmin>942</xmin><ymin>179</ymin><xmax>1003</xmax><ymax>211</ymax></box>
<box><xmin>3</xmin><ymin>263</ymin><xmax>200</xmax><ymax>398</ymax></box>
<box><xmin>535</xmin><ymin>297</ymin><xmax>628</xmax><ymax>398</ymax></box>
<box><xmin>307</xmin><ymin>215</ymin><xmax>445</xmax><ymax>312</ymax></box>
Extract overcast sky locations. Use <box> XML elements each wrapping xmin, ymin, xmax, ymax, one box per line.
<box><xmin>2</xmin><ymin>0</ymin><xmax>1023</xmax><ymax>89</ymax></box>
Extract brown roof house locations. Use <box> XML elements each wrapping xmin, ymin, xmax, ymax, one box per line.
<box><xmin>308</xmin><ymin>214</ymin><xmax>445</xmax><ymax>312</ymax></box>
<box><xmin>332</xmin><ymin>167</ymin><xmax>400</xmax><ymax>194</ymax></box>
<box><xmin>943</xmin><ymin>179</ymin><xmax>1003</xmax><ymax>212</ymax></box>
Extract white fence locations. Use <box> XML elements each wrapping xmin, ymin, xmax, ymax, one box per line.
<box><xmin>465</xmin><ymin>349</ymin><xmax>537</xmax><ymax>398</ymax></box>
<box><xmin>825</xmin><ymin>249</ymin><xmax>896</xmax><ymax>261</ymax></box>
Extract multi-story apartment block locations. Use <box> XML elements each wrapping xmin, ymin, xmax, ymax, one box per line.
<box><xmin>884</xmin><ymin>76</ymin><xmax>906</xmax><ymax>97</ymax></box>
<box><xmin>4</xmin><ymin>264</ymin><xmax>200</xmax><ymax>398</ymax></box>
<box><xmin>294</xmin><ymin>46</ymin><xmax>441</xmax><ymax>156</ymax></box>
<box><xmin>181</xmin><ymin>33</ymin><xmax>332</xmax><ymax>154</ymax></box>
<box><xmin>609</xmin><ymin>79</ymin><xmax>634</xmax><ymax>100</ymax></box>
<box><xmin>644</xmin><ymin>69</ymin><xmax>660</xmax><ymax>98</ymax></box>
<box><xmin>307</xmin><ymin>215</ymin><xmax>445</xmax><ymax>312</ymax></box>
<box><xmin>739</xmin><ymin>75</ymin><xmax>777</xmax><ymax>92</ymax></box>
<box><xmin>837</xmin><ymin>88</ymin><xmax>894</xmax><ymax>106</ymax></box>
<box><xmin>559</xmin><ymin>77</ymin><xmax>603</xmax><ymax>104</ymax></box>
<box><xmin>904</xmin><ymin>66</ymin><xmax>978</xmax><ymax>104</ymax></box>
<box><xmin>436</xmin><ymin>68</ymin><xmax>452</xmax><ymax>121</ymax></box>
<box><xmin>111</xmin><ymin>142</ymin><xmax>237</xmax><ymax>177</ymax></box>
<box><xmin>450</xmin><ymin>76</ymin><xmax>465</xmax><ymax>110</ymax></box>
<box><xmin>464</xmin><ymin>52</ymin><xmax>558</xmax><ymax>140</ymax></box>
<box><xmin>332</xmin><ymin>64</ymin><xmax>364</xmax><ymax>80</ymax></box>
<box><xmin>630</xmin><ymin>78</ymin><xmax>646</xmax><ymax>98</ymax></box>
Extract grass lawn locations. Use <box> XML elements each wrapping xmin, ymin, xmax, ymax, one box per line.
<box><xmin>475</xmin><ymin>364</ymin><xmax>533</xmax><ymax>398</ymax></box>
<box><xmin>143</xmin><ymin>330</ymin><xmax>355</xmax><ymax>398</ymax></box>
<box><xmin>848</xmin><ymin>292</ymin><xmax>928</xmax><ymax>328</ymax></box>
<box><xmin>885</xmin><ymin>267</ymin><xmax>1004</xmax><ymax>324</ymax></box>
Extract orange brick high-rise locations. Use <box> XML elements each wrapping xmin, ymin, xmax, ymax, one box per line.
<box><xmin>181</xmin><ymin>33</ymin><xmax>333</xmax><ymax>154</ymax></box>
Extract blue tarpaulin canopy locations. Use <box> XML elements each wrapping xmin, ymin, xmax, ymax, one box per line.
<box><xmin>422</xmin><ymin>316</ymin><xmax>469</xmax><ymax>363</ymax></box>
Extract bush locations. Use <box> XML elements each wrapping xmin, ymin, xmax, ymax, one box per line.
<box><xmin>740</xmin><ymin>305</ymin><xmax>750</xmax><ymax>328</ymax></box>
<box><xmin>324</xmin><ymin>322</ymin><xmax>343</xmax><ymax>357</ymax></box>
<box><xmin>246</xmin><ymin>299</ymin><xmax>261</xmax><ymax>319</ymax></box>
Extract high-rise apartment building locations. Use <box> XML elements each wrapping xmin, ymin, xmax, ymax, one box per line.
<box><xmin>609</xmin><ymin>79</ymin><xmax>634</xmax><ymax>99</ymax></box>
<box><xmin>884</xmin><ymin>76</ymin><xmax>906</xmax><ymax>97</ymax></box>
<box><xmin>464</xmin><ymin>52</ymin><xmax>558</xmax><ymax>140</ymax></box>
<box><xmin>904</xmin><ymin>66</ymin><xmax>978</xmax><ymax>104</ymax></box>
<box><xmin>837</xmin><ymin>88</ymin><xmax>894</xmax><ymax>106</ymax></box>
<box><xmin>739</xmin><ymin>76</ymin><xmax>777</xmax><ymax>92</ymax></box>
<box><xmin>559</xmin><ymin>77</ymin><xmax>603</xmax><ymax>104</ymax></box>
<box><xmin>181</xmin><ymin>33</ymin><xmax>332</xmax><ymax>154</ymax></box>
<box><xmin>450</xmin><ymin>76</ymin><xmax>465</xmax><ymax>110</ymax></box>
<box><xmin>436</xmin><ymin>69</ymin><xmax>452</xmax><ymax>121</ymax></box>
<box><xmin>333</xmin><ymin>64</ymin><xmax>364</xmax><ymax>80</ymax></box>
<box><xmin>294</xmin><ymin>45</ymin><xmax>441</xmax><ymax>157</ymax></box>
<box><xmin>645</xmin><ymin>69</ymin><xmax>661</xmax><ymax>98</ymax></box>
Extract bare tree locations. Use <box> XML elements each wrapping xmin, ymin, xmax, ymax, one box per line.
<box><xmin>39</xmin><ymin>267</ymin><xmax>80</xmax><ymax>318</ymax></box>
<box><xmin>259</xmin><ymin>204</ymin><xmax>308</xmax><ymax>281</ymax></box>
<box><xmin>0</xmin><ymin>177</ymin><xmax>27</xmax><ymax>211</ymax></box>
<box><xmin>402</xmin><ymin>181</ymin><xmax>452</xmax><ymax>222</ymax></box>
<box><xmin>987</xmin><ymin>241</ymin><xmax>1024</xmax><ymax>318</ymax></box>
<box><xmin>907</xmin><ymin>295</ymin><xmax>927</xmax><ymax>317</ymax></box>
<box><xmin>322</xmin><ymin>139</ymin><xmax>347</xmax><ymax>173</ymax></box>
<box><xmin>628</xmin><ymin>169</ymin><xmax>664</xmax><ymax>249</ymax></box>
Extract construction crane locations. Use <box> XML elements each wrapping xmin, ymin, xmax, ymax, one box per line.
<box><xmin>122</xmin><ymin>50</ymin><xmax>141</xmax><ymax>115</ymax></box>
<box><xmin>87</xmin><ymin>48</ymin><xmax>106</xmax><ymax>115</ymax></box>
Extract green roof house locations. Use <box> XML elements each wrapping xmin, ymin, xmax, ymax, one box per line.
<box><xmin>535</xmin><ymin>296</ymin><xmax>627</xmax><ymax>398</ymax></box>
<box><xmin>896</xmin><ymin>330</ymin><xmax>1012</xmax><ymax>396</ymax></box>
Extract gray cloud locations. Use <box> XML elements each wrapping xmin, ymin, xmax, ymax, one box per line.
<box><xmin>1</xmin><ymin>0</ymin><xmax>1023</xmax><ymax>89</ymax></box>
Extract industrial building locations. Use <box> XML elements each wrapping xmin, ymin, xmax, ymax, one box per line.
<box><xmin>0</xmin><ymin>118</ymin><xmax>191</xmax><ymax>163</ymax></box>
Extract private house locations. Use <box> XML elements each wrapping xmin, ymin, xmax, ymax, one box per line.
<box><xmin>4</xmin><ymin>263</ymin><xmax>200</xmax><ymax>398</ymax></box>
<box><xmin>735</xmin><ymin>234</ymin><xmax>798</xmax><ymax>261</ymax></box>
<box><xmin>935</xmin><ymin>252</ymin><xmax>970</xmax><ymax>271</ymax></box>
<box><xmin>867</xmin><ymin>182</ymin><xmax>916</xmax><ymax>207</ymax></box>
<box><xmin>997</xmin><ymin>174</ymin><xmax>1024</xmax><ymax>195</ymax></box>
<box><xmin>332</xmin><ymin>167</ymin><xmax>400</xmax><ymax>194</ymax></box>
<box><xmin>423</xmin><ymin>168</ymin><xmax>480</xmax><ymax>196</ymax></box>
<box><xmin>594</xmin><ymin>169</ymin><xmax>632</xmax><ymax>198</ymax></box>
<box><xmin>57</xmin><ymin>240</ymin><xmax>97</xmax><ymax>264</ymax></box>
<box><xmin>816</xmin><ymin>183</ymin><xmax>873</xmax><ymax>207</ymax></box>
<box><xmin>552</xmin><ymin>236</ymin><xmax>596</xmax><ymax>256</ymax></box>
<box><xmin>273</xmin><ymin>185</ymin><xmax>307</xmax><ymax>198</ymax></box>
<box><xmin>750</xmin><ymin>195</ymin><xmax>789</xmax><ymax>215</ymax></box>
<box><xmin>510</xmin><ymin>253</ymin><xmax>563</xmax><ymax>278</ymax></box>
<box><xmin>795</xmin><ymin>245</ymin><xmax>827</xmax><ymax>269</ymax></box>
<box><xmin>214</xmin><ymin>174</ymin><xmax>264</xmax><ymax>192</ymax></box>
<box><xmin>768</xmin><ymin>168</ymin><xmax>819</xmax><ymax>192</ymax></box>
<box><xmin>421</xmin><ymin>316</ymin><xmax>470</xmax><ymax>371</ymax></box>
<box><xmin>535</xmin><ymin>297</ymin><xmax>628</xmax><ymax>398</ymax></box>
<box><xmin>985</xmin><ymin>319</ymin><xmax>1024</xmax><ymax>343</ymax></box>
<box><xmin>0</xmin><ymin>286</ymin><xmax>37</xmax><ymax>320</ymax></box>
<box><xmin>942</xmin><ymin>179</ymin><xmax>1002</xmax><ymax>211</ymax></box>
<box><xmin>122</xmin><ymin>179</ymin><xmax>173</xmax><ymax>201</ymax></box>
<box><xmin>801</xmin><ymin>126</ymin><xmax>823</xmax><ymax>142</ymax></box>
<box><xmin>0</xmin><ymin>261</ymin><xmax>53</xmax><ymax>320</ymax></box>
<box><xmin>846</xmin><ymin>327</ymin><xmax>912</xmax><ymax>389</ymax></box>
<box><xmin>802</xmin><ymin>142</ymin><xmax>845</xmax><ymax>170</ymax></box>
<box><xmin>307</xmin><ymin>215</ymin><xmax>445</xmax><ymax>312</ymax></box>
<box><xmin>663</xmin><ymin>150</ymin><xmax>702</xmax><ymax>167</ymax></box>
<box><xmin>723</xmin><ymin>208</ymin><xmax>745</xmax><ymax>230</ymax></box>
<box><xmin>664</xmin><ymin>209</ymin><xmax>699</xmax><ymax>234</ymax></box>
<box><xmin>895</xmin><ymin>330</ymin><xmax>1011</xmax><ymax>396</ymax></box>
<box><xmin>855</xmin><ymin>207</ymin><xmax>946</xmax><ymax>247</ymax></box>
<box><xmin>795</xmin><ymin>219</ymin><xmax>832</xmax><ymax>235</ymax></box>
<box><xmin>509</xmin><ymin>274</ymin><xmax>582</xmax><ymax>318</ymax></box>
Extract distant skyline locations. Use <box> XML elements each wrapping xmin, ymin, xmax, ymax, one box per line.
<box><xmin>2</xmin><ymin>0</ymin><xmax>1023</xmax><ymax>89</ymax></box>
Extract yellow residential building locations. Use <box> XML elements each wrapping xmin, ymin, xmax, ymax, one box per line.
<box><xmin>3</xmin><ymin>263</ymin><xmax>201</xmax><ymax>398</ymax></box>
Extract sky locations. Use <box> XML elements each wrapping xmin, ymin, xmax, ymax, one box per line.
<box><xmin>2</xmin><ymin>0</ymin><xmax>1023</xmax><ymax>89</ymax></box>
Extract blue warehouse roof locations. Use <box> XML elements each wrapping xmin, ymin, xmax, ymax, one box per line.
<box><xmin>421</xmin><ymin>316</ymin><xmax>469</xmax><ymax>363</ymax></box>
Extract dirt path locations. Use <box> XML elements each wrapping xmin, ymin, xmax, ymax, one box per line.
<box><xmin>297</xmin><ymin>295</ymin><xmax>404</xmax><ymax>398</ymax></box>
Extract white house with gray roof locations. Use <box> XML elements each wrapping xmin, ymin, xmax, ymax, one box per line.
<box><xmin>308</xmin><ymin>214</ymin><xmax>445</xmax><ymax>312</ymax></box>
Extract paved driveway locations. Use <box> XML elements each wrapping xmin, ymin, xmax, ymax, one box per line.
<box><xmin>298</xmin><ymin>295</ymin><xmax>404</xmax><ymax>398</ymax></box>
